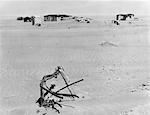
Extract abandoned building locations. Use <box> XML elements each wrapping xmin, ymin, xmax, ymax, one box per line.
<box><xmin>116</xmin><ymin>14</ymin><xmax>134</xmax><ymax>21</ymax></box>
<box><xmin>44</xmin><ymin>14</ymin><xmax>72</xmax><ymax>21</ymax></box>
<box><xmin>44</xmin><ymin>15</ymin><xmax>57</xmax><ymax>21</ymax></box>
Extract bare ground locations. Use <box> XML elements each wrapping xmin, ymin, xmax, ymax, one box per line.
<box><xmin>0</xmin><ymin>18</ymin><xmax>150</xmax><ymax>115</ymax></box>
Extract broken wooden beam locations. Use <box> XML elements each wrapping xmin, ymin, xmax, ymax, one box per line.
<box><xmin>59</xmin><ymin>71</ymin><xmax>74</xmax><ymax>98</ymax></box>
<box><xmin>40</xmin><ymin>86</ymin><xmax>63</xmax><ymax>99</ymax></box>
<box><xmin>44</xmin><ymin>79</ymin><xmax>84</xmax><ymax>98</ymax></box>
<box><xmin>56</xmin><ymin>79</ymin><xmax>84</xmax><ymax>93</ymax></box>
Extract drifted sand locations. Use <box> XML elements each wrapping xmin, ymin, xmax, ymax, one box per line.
<box><xmin>0</xmin><ymin>16</ymin><xmax>150</xmax><ymax>115</ymax></box>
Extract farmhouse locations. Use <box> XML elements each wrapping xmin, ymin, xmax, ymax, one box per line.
<box><xmin>44</xmin><ymin>14</ymin><xmax>71</xmax><ymax>21</ymax></box>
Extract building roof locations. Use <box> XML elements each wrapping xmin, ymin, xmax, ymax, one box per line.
<box><xmin>116</xmin><ymin>14</ymin><xmax>134</xmax><ymax>16</ymax></box>
<box><xmin>44</xmin><ymin>14</ymin><xmax>72</xmax><ymax>17</ymax></box>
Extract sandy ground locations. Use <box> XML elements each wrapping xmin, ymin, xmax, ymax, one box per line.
<box><xmin>0</xmin><ymin>16</ymin><xmax>150</xmax><ymax>115</ymax></box>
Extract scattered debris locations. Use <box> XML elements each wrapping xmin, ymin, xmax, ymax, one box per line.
<box><xmin>36</xmin><ymin>66</ymin><xmax>84</xmax><ymax>114</ymax></box>
<box><xmin>73</xmin><ymin>16</ymin><xmax>92</xmax><ymax>23</ymax></box>
<box><xmin>130</xmin><ymin>82</ymin><xmax>150</xmax><ymax>93</ymax></box>
<box><xmin>111</xmin><ymin>20</ymin><xmax>120</xmax><ymax>25</ymax></box>
<box><xmin>120</xmin><ymin>109</ymin><xmax>133</xmax><ymax>115</ymax></box>
<box><xmin>33</xmin><ymin>16</ymin><xmax>43</xmax><ymax>26</ymax></box>
<box><xmin>99</xmin><ymin>41</ymin><xmax>118</xmax><ymax>47</ymax></box>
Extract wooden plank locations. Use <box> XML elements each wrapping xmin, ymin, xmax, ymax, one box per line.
<box><xmin>44</xmin><ymin>79</ymin><xmax>84</xmax><ymax>98</ymax></box>
<box><xmin>59</xmin><ymin>71</ymin><xmax>74</xmax><ymax>98</ymax></box>
<box><xmin>40</xmin><ymin>86</ymin><xmax>63</xmax><ymax>99</ymax></box>
<box><xmin>56</xmin><ymin>92</ymin><xmax>79</xmax><ymax>98</ymax></box>
<box><xmin>56</xmin><ymin>79</ymin><xmax>84</xmax><ymax>93</ymax></box>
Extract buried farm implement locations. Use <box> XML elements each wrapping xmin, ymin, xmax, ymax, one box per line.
<box><xmin>36</xmin><ymin>66</ymin><xmax>84</xmax><ymax>113</ymax></box>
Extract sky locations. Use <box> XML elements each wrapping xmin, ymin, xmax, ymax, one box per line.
<box><xmin>0</xmin><ymin>0</ymin><xmax>149</xmax><ymax>17</ymax></box>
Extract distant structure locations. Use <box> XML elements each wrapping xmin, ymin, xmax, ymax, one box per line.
<box><xmin>17</xmin><ymin>17</ymin><xmax>24</xmax><ymax>21</ymax></box>
<box><xmin>16</xmin><ymin>14</ymin><xmax>92</xmax><ymax>27</ymax></box>
<box><xmin>116</xmin><ymin>14</ymin><xmax>134</xmax><ymax>21</ymax></box>
<box><xmin>44</xmin><ymin>14</ymin><xmax>71</xmax><ymax>21</ymax></box>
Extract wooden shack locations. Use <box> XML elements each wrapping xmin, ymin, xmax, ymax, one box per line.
<box><xmin>44</xmin><ymin>14</ymin><xmax>71</xmax><ymax>21</ymax></box>
<box><xmin>44</xmin><ymin>15</ymin><xmax>57</xmax><ymax>21</ymax></box>
<box><xmin>116</xmin><ymin>14</ymin><xmax>134</xmax><ymax>21</ymax></box>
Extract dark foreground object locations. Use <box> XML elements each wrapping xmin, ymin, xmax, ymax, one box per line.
<box><xmin>36</xmin><ymin>66</ymin><xmax>84</xmax><ymax>113</ymax></box>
